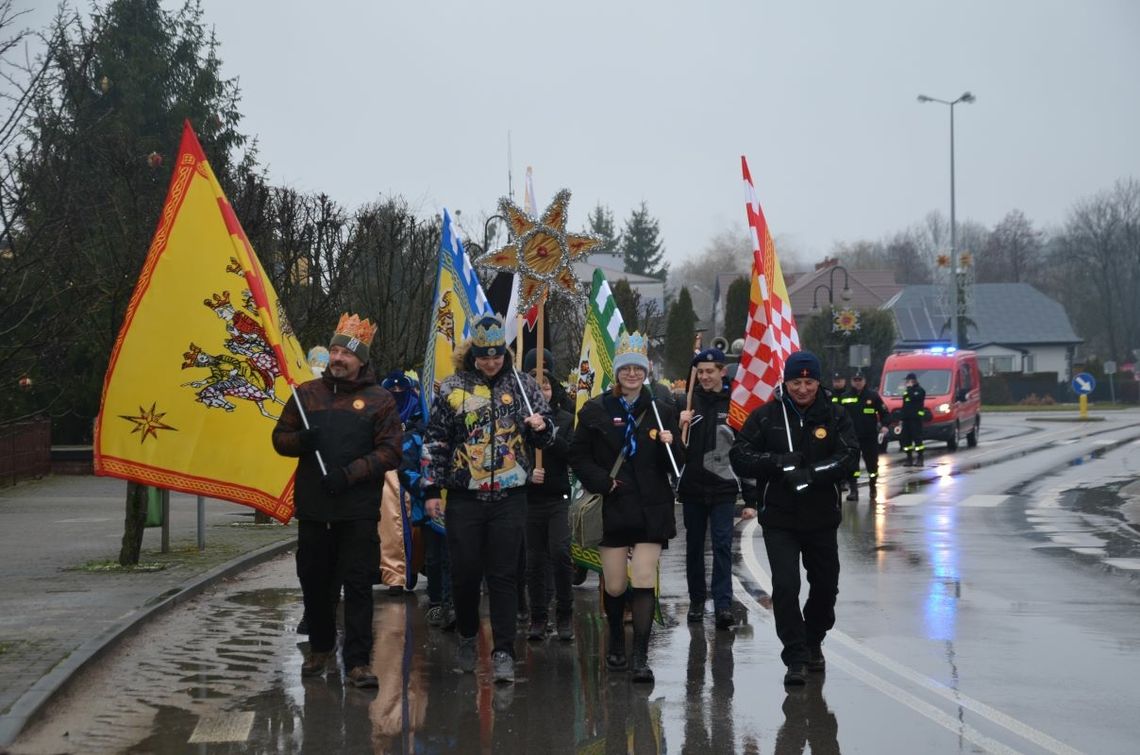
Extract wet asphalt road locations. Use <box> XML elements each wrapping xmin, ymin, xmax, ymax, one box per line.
<box><xmin>11</xmin><ymin>411</ymin><xmax>1140</xmax><ymax>754</ymax></box>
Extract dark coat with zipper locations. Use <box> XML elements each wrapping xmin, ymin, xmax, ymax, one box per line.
<box><xmin>569</xmin><ymin>387</ymin><xmax>685</xmax><ymax>543</ymax></box>
<box><xmin>677</xmin><ymin>383</ymin><xmax>757</xmax><ymax>505</ymax></box>
<box><xmin>272</xmin><ymin>365</ymin><xmax>403</xmax><ymax>522</ymax></box>
<box><xmin>729</xmin><ymin>391</ymin><xmax>859</xmax><ymax>531</ymax></box>
<box><xmin>528</xmin><ymin>406</ymin><xmax>573</xmax><ymax>501</ymax></box>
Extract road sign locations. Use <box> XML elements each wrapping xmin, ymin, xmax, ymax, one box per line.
<box><xmin>1104</xmin><ymin>361</ymin><xmax>1117</xmax><ymax>375</ymax></box>
<box><xmin>1072</xmin><ymin>372</ymin><xmax>1096</xmax><ymax>395</ymax></box>
<box><xmin>849</xmin><ymin>344</ymin><xmax>871</xmax><ymax>368</ymax></box>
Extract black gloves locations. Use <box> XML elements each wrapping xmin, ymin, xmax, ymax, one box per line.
<box><xmin>784</xmin><ymin>467</ymin><xmax>812</xmax><ymax>492</ymax></box>
<box><xmin>777</xmin><ymin>452</ymin><xmax>804</xmax><ymax>474</ymax></box>
<box><xmin>299</xmin><ymin>427</ymin><xmax>322</xmax><ymax>453</ymax></box>
<box><xmin>321</xmin><ymin>467</ymin><xmax>350</xmax><ymax>496</ymax></box>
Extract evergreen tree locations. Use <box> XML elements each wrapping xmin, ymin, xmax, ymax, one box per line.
<box><xmin>622</xmin><ymin>201</ymin><xmax>668</xmax><ymax>280</ymax></box>
<box><xmin>586</xmin><ymin>202</ymin><xmax>621</xmax><ymax>260</ymax></box>
<box><xmin>724</xmin><ymin>276</ymin><xmax>751</xmax><ymax>343</ymax></box>
<box><xmin>663</xmin><ymin>287</ymin><xmax>698</xmax><ymax>380</ymax></box>
<box><xmin>8</xmin><ymin>0</ymin><xmax>248</xmax><ymax>440</ymax></box>
<box><xmin>610</xmin><ymin>278</ymin><xmax>640</xmax><ymax>333</ymax></box>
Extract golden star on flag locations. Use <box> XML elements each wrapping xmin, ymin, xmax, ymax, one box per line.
<box><xmin>120</xmin><ymin>402</ymin><xmax>178</xmax><ymax>444</ymax></box>
<box><xmin>473</xmin><ymin>189</ymin><xmax>601</xmax><ymax>310</ymax></box>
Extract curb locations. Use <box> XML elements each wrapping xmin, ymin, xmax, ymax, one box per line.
<box><xmin>0</xmin><ymin>538</ymin><xmax>296</xmax><ymax>748</ymax></box>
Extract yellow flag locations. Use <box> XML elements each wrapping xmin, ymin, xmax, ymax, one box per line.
<box><xmin>94</xmin><ymin>122</ymin><xmax>311</xmax><ymax>523</ymax></box>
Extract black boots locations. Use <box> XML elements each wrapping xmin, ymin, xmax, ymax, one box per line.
<box><xmin>846</xmin><ymin>482</ymin><xmax>859</xmax><ymax>502</ymax></box>
<box><xmin>603</xmin><ymin>590</ymin><xmax>628</xmax><ymax>671</ymax></box>
<box><xmin>630</xmin><ymin>587</ymin><xmax>655</xmax><ymax>684</ymax></box>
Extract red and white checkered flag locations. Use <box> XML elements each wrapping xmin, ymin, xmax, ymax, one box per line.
<box><xmin>728</xmin><ymin>156</ymin><xmax>801</xmax><ymax>429</ymax></box>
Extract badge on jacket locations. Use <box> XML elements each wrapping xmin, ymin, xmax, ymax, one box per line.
<box><xmin>353</xmin><ymin>399</ymin><xmax>365</xmax><ymax>410</ymax></box>
<box><xmin>814</xmin><ymin>427</ymin><xmax>827</xmax><ymax>439</ymax></box>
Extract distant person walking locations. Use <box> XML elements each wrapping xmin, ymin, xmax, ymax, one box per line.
<box><xmin>729</xmin><ymin>351</ymin><xmax>858</xmax><ymax>686</ymax></box>
<box><xmin>272</xmin><ymin>314</ymin><xmax>403</xmax><ymax>688</ymax></box>
<box><xmin>845</xmin><ymin>371</ymin><xmax>888</xmax><ymax>501</ymax></box>
<box><xmin>900</xmin><ymin>372</ymin><xmax>926</xmax><ymax>467</ymax></box>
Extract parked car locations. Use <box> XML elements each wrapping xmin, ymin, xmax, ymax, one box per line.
<box><xmin>879</xmin><ymin>348</ymin><xmax>982</xmax><ymax>451</ymax></box>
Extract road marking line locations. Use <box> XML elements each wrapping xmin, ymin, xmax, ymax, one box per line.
<box><xmin>187</xmin><ymin>711</ymin><xmax>255</xmax><ymax>744</ymax></box>
<box><xmin>736</xmin><ymin>519</ymin><xmax>1083</xmax><ymax>755</ymax></box>
<box><xmin>884</xmin><ymin>494</ymin><xmax>925</xmax><ymax>507</ymax></box>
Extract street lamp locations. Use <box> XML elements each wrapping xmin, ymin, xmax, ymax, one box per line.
<box><xmin>810</xmin><ymin>264</ymin><xmax>852</xmax><ymax>314</ymax></box>
<box><xmin>917</xmin><ymin>91</ymin><xmax>976</xmax><ymax>349</ymax></box>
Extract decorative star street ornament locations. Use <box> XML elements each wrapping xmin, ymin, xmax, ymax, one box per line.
<box><xmin>120</xmin><ymin>402</ymin><xmax>178</xmax><ymax>444</ymax></box>
<box><xmin>473</xmin><ymin>189</ymin><xmax>601</xmax><ymax>310</ymax></box>
<box><xmin>832</xmin><ymin>308</ymin><xmax>861</xmax><ymax>337</ymax></box>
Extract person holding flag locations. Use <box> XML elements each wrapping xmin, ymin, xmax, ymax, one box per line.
<box><xmin>272</xmin><ymin>314</ymin><xmax>403</xmax><ymax>689</ymax></box>
<box><xmin>729</xmin><ymin>351</ymin><xmax>858</xmax><ymax>686</ymax></box>
<box><xmin>570</xmin><ymin>331</ymin><xmax>684</xmax><ymax>684</ymax></box>
<box><xmin>421</xmin><ymin>314</ymin><xmax>554</xmax><ymax>685</ymax></box>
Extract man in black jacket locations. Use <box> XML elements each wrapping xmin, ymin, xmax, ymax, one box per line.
<box><xmin>272</xmin><ymin>314</ymin><xmax>403</xmax><ymax>688</ymax></box>
<box><xmin>900</xmin><ymin>372</ymin><xmax>927</xmax><ymax>467</ymax></box>
<box><xmin>729</xmin><ymin>351</ymin><xmax>858</xmax><ymax>686</ymax></box>
<box><xmin>678</xmin><ymin>347</ymin><xmax>754</xmax><ymax>630</ymax></box>
<box><xmin>846</xmin><ymin>371</ymin><xmax>889</xmax><ymax>501</ymax></box>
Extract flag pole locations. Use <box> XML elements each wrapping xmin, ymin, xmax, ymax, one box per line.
<box><xmin>681</xmin><ymin>333</ymin><xmax>702</xmax><ymax>445</ymax></box>
<box><xmin>289</xmin><ymin>384</ymin><xmax>328</xmax><ymax>476</ymax></box>
<box><xmin>649</xmin><ymin>396</ymin><xmax>681</xmax><ymax>480</ymax></box>
<box><xmin>534</xmin><ymin>293</ymin><xmax>548</xmax><ymax>470</ymax></box>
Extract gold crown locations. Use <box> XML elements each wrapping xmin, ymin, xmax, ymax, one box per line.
<box><xmin>615</xmin><ymin>330</ymin><xmax>648</xmax><ymax>359</ymax></box>
<box><xmin>204</xmin><ymin>291</ymin><xmax>232</xmax><ymax>311</ymax></box>
<box><xmin>335</xmin><ymin>313</ymin><xmax>377</xmax><ymax>346</ymax></box>
<box><xmin>471</xmin><ymin>316</ymin><xmax>505</xmax><ymax>348</ymax></box>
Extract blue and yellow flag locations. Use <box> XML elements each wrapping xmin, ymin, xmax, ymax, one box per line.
<box><xmin>420</xmin><ymin>209</ymin><xmax>493</xmax><ymax>415</ymax></box>
<box><xmin>94</xmin><ymin>122</ymin><xmax>311</xmax><ymax>523</ymax></box>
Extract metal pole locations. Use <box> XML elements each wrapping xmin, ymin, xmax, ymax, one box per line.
<box><xmin>196</xmin><ymin>495</ymin><xmax>205</xmax><ymax>551</ymax></box>
<box><xmin>160</xmin><ymin>488</ymin><xmax>170</xmax><ymax>554</ymax></box>
<box><xmin>949</xmin><ymin>102</ymin><xmax>959</xmax><ymax>350</ymax></box>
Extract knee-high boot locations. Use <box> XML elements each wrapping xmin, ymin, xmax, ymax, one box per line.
<box><xmin>630</xmin><ymin>587</ymin><xmax>656</xmax><ymax>684</ymax></box>
<box><xmin>603</xmin><ymin>590</ymin><xmax>628</xmax><ymax>671</ymax></box>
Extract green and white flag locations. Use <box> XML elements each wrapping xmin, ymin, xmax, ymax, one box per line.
<box><xmin>574</xmin><ymin>268</ymin><xmax>626</xmax><ymax>419</ymax></box>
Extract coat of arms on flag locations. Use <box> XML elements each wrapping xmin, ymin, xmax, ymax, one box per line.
<box><xmin>94</xmin><ymin>121</ymin><xmax>311</xmax><ymax>523</ymax></box>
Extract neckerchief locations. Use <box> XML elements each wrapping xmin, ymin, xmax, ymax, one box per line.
<box><xmin>618</xmin><ymin>394</ymin><xmax>640</xmax><ymax>458</ymax></box>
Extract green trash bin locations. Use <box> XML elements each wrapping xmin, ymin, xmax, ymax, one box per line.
<box><xmin>145</xmin><ymin>486</ymin><xmax>163</xmax><ymax>527</ymax></box>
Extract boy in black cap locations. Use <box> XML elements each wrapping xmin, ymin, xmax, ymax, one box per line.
<box><xmin>729</xmin><ymin>350</ymin><xmax>858</xmax><ymax>685</ymax></box>
<box><xmin>677</xmin><ymin>347</ymin><xmax>756</xmax><ymax>630</ymax></box>
<box><xmin>900</xmin><ymin>372</ymin><xmax>926</xmax><ymax>466</ymax></box>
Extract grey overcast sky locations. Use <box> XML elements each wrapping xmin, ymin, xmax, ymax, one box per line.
<box><xmin>27</xmin><ymin>0</ymin><xmax>1140</xmax><ymax>270</ymax></box>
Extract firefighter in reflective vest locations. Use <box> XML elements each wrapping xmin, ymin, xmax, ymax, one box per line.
<box><xmin>846</xmin><ymin>371</ymin><xmax>888</xmax><ymax>500</ymax></box>
<box><xmin>900</xmin><ymin>372</ymin><xmax>927</xmax><ymax>467</ymax></box>
<box><xmin>830</xmin><ymin>372</ymin><xmax>858</xmax><ymax>497</ymax></box>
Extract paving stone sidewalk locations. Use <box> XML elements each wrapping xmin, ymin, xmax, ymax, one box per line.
<box><xmin>0</xmin><ymin>475</ymin><xmax>296</xmax><ymax>747</ymax></box>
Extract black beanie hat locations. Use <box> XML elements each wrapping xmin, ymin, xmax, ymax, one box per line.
<box><xmin>783</xmin><ymin>351</ymin><xmax>822</xmax><ymax>382</ymax></box>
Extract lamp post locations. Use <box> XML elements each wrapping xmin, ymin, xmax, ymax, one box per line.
<box><xmin>809</xmin><ymin>264</ymin><xmax>852</xmax><ymax>314</ymax></box>
<box><xmin>917</xmin><ymin>91</ymin><xmax>976</xmax><ymax>349</ymax></box>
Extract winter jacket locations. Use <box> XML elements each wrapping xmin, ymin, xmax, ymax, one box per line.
<box><xmin>902</xmin><ymin>383</ymin><xmax>927</xmax><ymax>420</ymax></box>
<box><xmin>528</xmin><ymin>406</ymin><xmax>573</xmax><ymax>500</ymax></box>
<box><xmin>422</xmin><ymin>345</ymin><xmax>553</xmax><ymax>501</ymax></box>
<box><xmin>848</xmin><ymin>386</ymin><xmax>889</xmax><ymax>441</ymax></box>
<box><xmin>272</xmin><ymin>366</ymin><xmax>402</xmax><ymax>522</ymax></box>
<box><xmin>677</xmin><ymin>383</ymin><xmax>756</xmax><ymax>504</ymax></box>
<box><xmin>569</xmin><ymin>387</ymin><xmax>685</xmax><ymax>543</ymax></box>
<box><xmin>729</xmin><ymin>392</ymin><xmax>858</xmax><ymax>531</ymax></box>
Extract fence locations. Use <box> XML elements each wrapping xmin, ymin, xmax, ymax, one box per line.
<box><xmin>0</xmin><ymin>417</ymin><xmax>51</xmax><ymax>487</ymax></box>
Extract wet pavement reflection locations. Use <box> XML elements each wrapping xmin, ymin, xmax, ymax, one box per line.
<box><xmin>11</xmin><ymin>413</ymin><xmax>1140</xmax><ymax>754</ymax></box>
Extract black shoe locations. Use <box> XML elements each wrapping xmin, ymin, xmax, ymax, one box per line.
<box><xmin>556</xmin><ymin>613</ymin><xmax>574</xmax><ymax>641</ymax></box>
<box><xmin>296</xmin><ymin>615</ymin><xmax>309</xmax><ymax>635</ymax></box>
<box><xmin>631</xmin><ymin>658</ymin><xmax>654</xmax><ymax>684</ymax></box>
<box><xmin>687</xmin><ymin>604</ymin><xmax>705</xmax><ymax>624</ymax></box>
<box><xmin>846</xmin><ymin>486</ymin><xmax>859</xmax><ymax>502</ymax></box>
<box><xmin>808</xmin><ymin>645</ymin><xmax>826</xmax><ymax>673</ymax></box>
<box><xmin>606</xmin><ymin>652</ymin><xmax>628</xmax><ymax>672</ymax></box>
<box><xmin>527</xmin><ymin>619</ymin><xmax>548</xmax><ymax>641</ymax></box>
<box><xmin>783</xmin><ymin>664</ymin><xmax>808</xmax><ymax>686</ymax></box>
<box><xmin>714</xmin><ymin>608</ymin><xmax>735</xmax><ymax>630</ymax></box>
<box><xmin>869</xmin><ymin>484</ymin><xmax>878</xmax><ymax>501</ymax></box>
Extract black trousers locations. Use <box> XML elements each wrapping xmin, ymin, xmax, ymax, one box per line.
<box><xmin>852</xmin><ymin>439</ymin><xmax>880</xmax><ymax>484</ymax></box>
<box><xmin>762</xmin><ymin>526</ymin><xmax>839</xmax><ymax>667</ymax></box>
<box><xmin>900</xmin><ymin>417</ymin><xmax>924</xmax><ymax>454</ymax></box>
<box><xmin>526</xmin><ymin>494</ymin><xmax>574</xmax><ymax>619</ymax></box>
<box><xmin>445</xmin><ymin>490</ymin><xmax>526</xmax><ymax>655</ymax></box>
<box><xmin>297</xmin><ymin>518</ymin><xmax>379</xmax><ymax>670</ymax></box>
